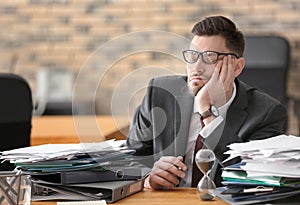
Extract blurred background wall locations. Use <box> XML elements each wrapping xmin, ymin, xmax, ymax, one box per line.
<box><xmin>0</xmin><ymin>0</ymin><xmax>300</xmax><ymax>134</ymax></box>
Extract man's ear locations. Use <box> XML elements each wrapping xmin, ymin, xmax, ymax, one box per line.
<box><xmin>233</xmin><ymin>57</ymin><xmax>245</xmax><ymax>77</ymax></box>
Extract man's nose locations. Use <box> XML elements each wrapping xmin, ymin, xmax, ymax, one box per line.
<box><xmin>190</xmin><ymin>60</ymin><xmax>205</xmax><ymax>73</ymax></box>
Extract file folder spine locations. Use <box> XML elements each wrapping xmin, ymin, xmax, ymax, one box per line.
<box><xmin>109</xmin><ymin>179</ymin><xmax>144</xmax><ymax>203</ymax></box>
<box><xmin>32</xmin><ymin>179</ymin><xmax>145</xmax><ymax>203</ymax></box>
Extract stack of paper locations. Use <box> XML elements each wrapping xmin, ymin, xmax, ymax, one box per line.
<box><xmin>1</xmin><ymin>139</ymin><xmax>127</xmax><ymax>164</ymax></box>
<box><xmin>224</xmin><ymin>135</ymin><xmax>300</xmax><ymax>180</ymax></box>
<box><xmin>0</xmin><ymin>140</ymin><xmax>145</xmax><ymax>182</ymax></box>
<box><xmin>215</xmin><ymin>135</ymin><xmax>300</xmax><ymax>204</ymax></box>
<box><xmin>0</xmin><ymin>140</ymin><xmax>148</xmax><ymax>202</ymax></box>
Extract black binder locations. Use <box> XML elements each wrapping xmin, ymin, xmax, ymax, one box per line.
<box><xmin>30</xmin><ymin>167</ymin><xmax>144</xmax><ymax>184</ymax></box>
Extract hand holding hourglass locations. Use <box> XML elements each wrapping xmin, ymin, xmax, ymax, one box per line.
<box><xmin>195</xmin><ymin>149</ymin><xmax>216</xmax><ymax>201</ymax></box>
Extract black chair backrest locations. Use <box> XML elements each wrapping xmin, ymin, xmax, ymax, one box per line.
<box><xmin>238</xmin><ymin>35</ymin><xmax>290</xmax><ymax>107</ymax></box>
<box><xmin>0</xmin><ymin>73</ymin><xmax>33</xmax><ymax>170</ymax></box>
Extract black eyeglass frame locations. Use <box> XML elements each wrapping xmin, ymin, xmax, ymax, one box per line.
<box><xmin>182</xmin><ymin>50</ymin><xmax>239</xmax><ymax>64</ymax></box>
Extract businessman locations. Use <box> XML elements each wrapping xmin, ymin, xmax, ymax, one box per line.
<box><xmin>126</xmin><ymin>16</ymin><xmax>287</xmax><ymax>189</ymax></box>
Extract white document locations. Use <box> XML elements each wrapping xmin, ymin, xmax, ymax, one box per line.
<box><xmin>57</xmin><ymin>200</ymin><xmax>107</xmax><ymax>205</ymax></box>
<box><xmin>241</xmin><ymin>162</ymin><xmax>300</xmax><ymax>178</ymax></box>
<box><xmin>0</xmin><ymin>139</ymin><xmax>126</xmax><ymax>163</ymax></box>
<box><xmin>223</xmin><ymin>135</ymin><xmax>300</xmax><ymax>163</ymax></box>
<box><xmin>223</xmin><ymin>134</ymin><xmax>300</xmax><ymax>178</ymax></box>
<box><xmin>227</xmin><ymin>135</ymin><xmax>300</xmax><ymax>151</ymax></box>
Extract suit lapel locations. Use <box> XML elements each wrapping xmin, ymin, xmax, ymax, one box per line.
<box><xmin>226</xmin><ymin>79</ymin><xmax>249</xmax><ymax>134</ymax></box>
<box><xmin>174</xmin><ymin>79</ymin><xmax>194</xmax><ymax>156</ymax></box>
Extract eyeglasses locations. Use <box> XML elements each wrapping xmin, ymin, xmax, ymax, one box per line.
<box><xmin>182</xmin><ymin>50</ymin><xmax>239</xmax><ymax>64</ymax></box>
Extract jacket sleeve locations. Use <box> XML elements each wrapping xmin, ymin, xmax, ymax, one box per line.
<box><xmin>126</xmin><ymin>79</ymin><xmax>154</xmax><ymax>157</ymax></box>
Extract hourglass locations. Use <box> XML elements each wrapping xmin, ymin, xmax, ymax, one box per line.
<box><xmin>195</xmin><ymin>149</ymin><xmax>216</xmax><ymax>201</ymax></box>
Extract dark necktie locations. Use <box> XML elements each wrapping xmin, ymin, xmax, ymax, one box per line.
<box><xmin>191</xmin><ymin>117</ymin><xmax>205</xmax><ymax>187</ymax></box>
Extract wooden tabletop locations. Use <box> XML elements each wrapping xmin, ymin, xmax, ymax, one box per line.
<box><xmin>31</xmin><ymin>115</ymin><xmax>130</xmax><ymax>146</ymax></box>
<box><xmin>31</xmin><ymin>188</ymin><xmax>228</xmax><ymax>205</ymax></box>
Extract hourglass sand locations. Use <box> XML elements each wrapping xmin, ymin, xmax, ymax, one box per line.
<box><xmin>195</xmin><ymin>149</ymin><xmax>216</xmax><ymax>201</ymax></box>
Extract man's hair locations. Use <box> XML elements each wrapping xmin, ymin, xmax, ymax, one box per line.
<box><xmin>192</xmin><ymin>16</ymin><xmax>245</xmax><ymax>57</ymax></box>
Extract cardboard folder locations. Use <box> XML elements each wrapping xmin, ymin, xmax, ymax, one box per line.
<box><xmin>32</xmin><ymin>179</ymin><xmax>145</xmax><ymax>203</ymax></box>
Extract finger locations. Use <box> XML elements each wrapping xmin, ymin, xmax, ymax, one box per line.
<box><xmin>223</xmin><ymin>55</ymin><xmax>235</xmax><ymax>87</ymax></box>
<box><xmin>176</xmin><ymin>156</ymin><xmax>184</xmax><ymax>161</ymax></box>
<box><xmin>211</xmin><ymin>60</ymin><xmax>222</xmax><ymax>82</ymax></box>
<box><xmin>163</xmin><ymin>156</ymin><xmax>187</xmax><ymax>175</ymax></box>
<box><xmin>174</xmin><ymin>156</ymin><xmax>187</xmax><ymax>171</ymax></box>
<box><xmin>219</xmin><ymin>56</ymin><xmax>228</xmax><ymax>82</ymax></box>
<box><xmin>153</xmin><ymin>164</ymin><xmax>186</xmax><ymax>180</ymax></box>
<box><xmin>227</xmin><ymin>55</ymin><xmax>235</xmax><ymax>75</ymax></box>
<box><xmin>155</xmin><ymin>169</ymin><xmax>181</xmax><ymax>185</ymax></box>
<box><xmin>149</xmin><ymin>173</ymin><xmax>178</xmax><ymax>189</ymax></box>
<box><xmin>157</xmin><ymin>157</ymin><xmax>186</xmax><ymax>178</ymax></box>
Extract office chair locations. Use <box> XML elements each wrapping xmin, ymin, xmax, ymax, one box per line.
<box><xmin>238</xmin><ymin>36</ymin><xmax>290</xmax><ymax>132</ymax></box>
<box><xmin>238</xmin><ymin>35</ymin><xmax>290</xmax><ymax>107</ymax></box>
<box><xmin>0</xmin><ymin>73</ymin><xmax>33</xmax><ymax>170</ymax></box>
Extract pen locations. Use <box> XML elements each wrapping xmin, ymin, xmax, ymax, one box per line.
<box><xmin>243</xmin><ymin>186</ymin><xmax>274</xmax><ymax>193</ymax></box>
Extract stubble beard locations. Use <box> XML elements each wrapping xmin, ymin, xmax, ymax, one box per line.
<box><xmin>188</xmin><ymin>81</ymin><xmax>203</xmax><ymax>96</ymax></box>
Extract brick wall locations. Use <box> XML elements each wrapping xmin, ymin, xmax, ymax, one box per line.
<box><xmin>1</xmin><ymin>0</ymin><xmax>299</xmax><ymax>133</ymax></box>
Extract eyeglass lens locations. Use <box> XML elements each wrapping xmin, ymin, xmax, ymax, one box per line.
<box><xmin>184</xmin><ymin>50</ymin><xmax>218</xmax><ymax>64</ymax></box>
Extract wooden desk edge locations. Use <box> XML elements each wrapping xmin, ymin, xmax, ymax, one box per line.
<box><xmin>31</xmin><ymin>116</ymin><xmax>129</xmax><ymax>146</ymax></box>
<box><xmin>31</xmin><ymin>188</ymin><xmax>229</xmax><ymax>205</ymax></box>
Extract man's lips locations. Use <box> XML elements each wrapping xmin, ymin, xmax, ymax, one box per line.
<box><xmin>190</xmin><ymin>76</ymin><xmax>203</xmax><ymax>83</ymax></box>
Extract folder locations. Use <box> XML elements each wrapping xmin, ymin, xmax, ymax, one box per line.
<box><xmin>30</xmin><ymin>167</ymin><xmax>144</xmax><ymax>184</ymax></box>
<box><xmin>32</xmin><ymin>179</ymin><xmax>145</xmax><ymax>203</ymax></box>
<box><xmin>211</xmin><ymin>187</ymin><xmax>300</xmax><ymax>205</ymax></box>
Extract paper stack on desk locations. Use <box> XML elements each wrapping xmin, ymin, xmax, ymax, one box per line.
<box><xmin>1</xmin><ymin>139</ymin><xmax>128</xmax><ymax>164</ymax></box>
<box><xmin>0</xmin><ymin>140</ymin><xmax>148</xmax><ymax>202</ymax></box>
<box><xmin>0</xmin><ymin>140</ymin><xmax>145</xmax><ymax>183</ymax></box>
<box><xmin>213</xmin><ymin>135</ymin><xmax>300</xmax><ymax>204</ymax></box>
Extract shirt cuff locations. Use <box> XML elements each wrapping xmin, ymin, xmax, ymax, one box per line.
<box><xmin>200</xmin><ymin>115</ymin><xmax>223</xmax><ymax>138</ymax></box>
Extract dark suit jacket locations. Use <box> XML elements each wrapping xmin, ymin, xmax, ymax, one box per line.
<box><xmin>126</xmin><ymin>75</ymin><xmax>287</xmax><ymax>187</ymax></box>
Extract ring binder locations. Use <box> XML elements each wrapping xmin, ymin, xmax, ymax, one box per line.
<box><xmin>32</xmin><ymin>179</ymin><xmax>145</xmax><ymax>203</ymax></box>
<box><xmin>29</xmin><ymin>167</ymin><xmax>144</xmax><ymax>184</ymax></box>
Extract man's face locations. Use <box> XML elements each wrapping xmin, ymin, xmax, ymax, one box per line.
<box><xmin>186</xmin><ymin>35</ymin><xmax>232</xmax><ymax>96</ymax></box>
